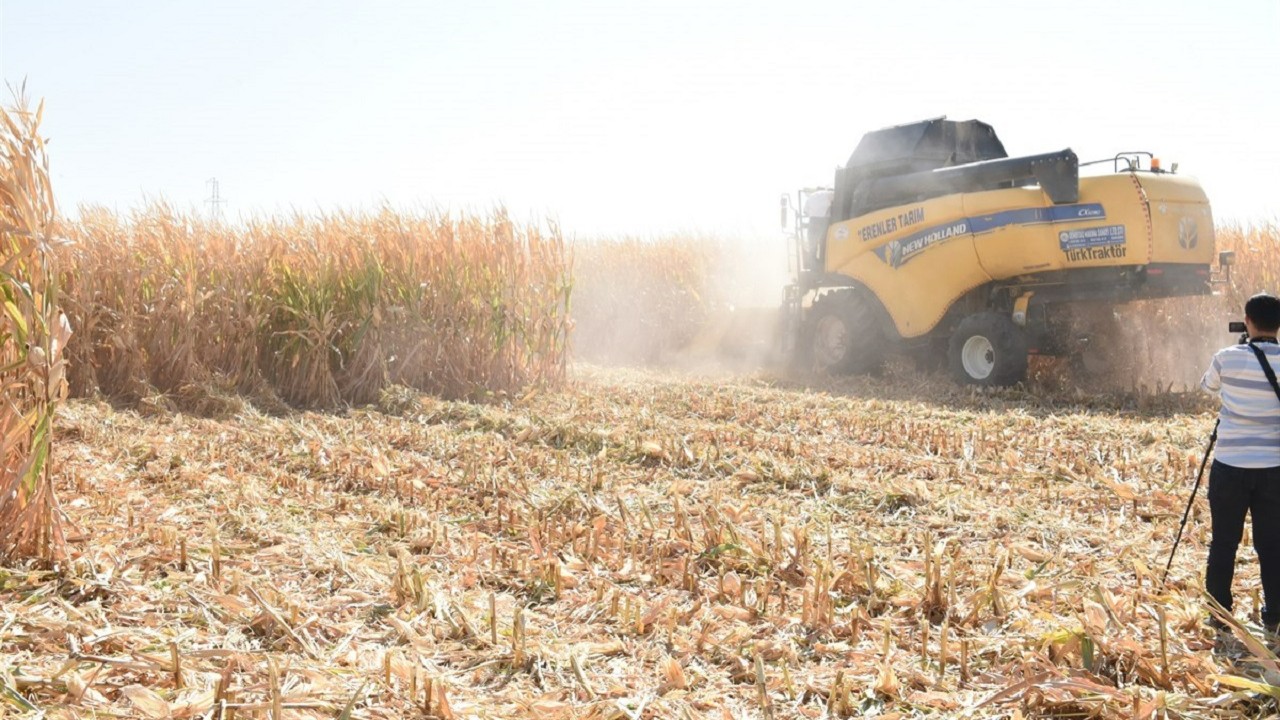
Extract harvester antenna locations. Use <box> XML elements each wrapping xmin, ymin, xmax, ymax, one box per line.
<box><xmin>206</xmin><ymin>177</ymin><xmax>226</xmax><ymax>222</ymax></box>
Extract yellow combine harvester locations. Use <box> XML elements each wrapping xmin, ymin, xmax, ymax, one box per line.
<box><xmin>781</xmin><ymin>117</ymin><xmax>1229</xmax><ymax>385</ymax></box>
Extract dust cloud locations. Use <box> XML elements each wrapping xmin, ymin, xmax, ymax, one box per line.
<box><xmin>1115</xmin><ymin>298</ymin><xmax>1246</xmax><ymax>390</ymax></box>
<box><xmin>569</xmin><ymin>234</ymin><xmax>790</xmax><ymax>373</ymax></box>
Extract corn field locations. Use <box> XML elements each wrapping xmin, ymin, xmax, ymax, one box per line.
<box><xmin>57</xmin><ymin>207</ymin><xmax>572</xmax><ymax>410</ymax></box>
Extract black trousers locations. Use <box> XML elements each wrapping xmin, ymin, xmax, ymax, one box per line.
<box><xmin>1205</xmin><ymin>460</ymin><xmax>1280</xmax><ymax>625</ymax></box>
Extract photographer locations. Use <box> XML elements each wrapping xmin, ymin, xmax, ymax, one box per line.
<box><xmin>1201</xmin><ymin>293</ymin><xmax>1280</xmax><ymax>633</ymax></box>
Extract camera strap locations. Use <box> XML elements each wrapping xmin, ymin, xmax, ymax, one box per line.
<box><xmin>1248</xmin><ymin>342</ymin><xmax>1280</xmax><ymax>405</ymax></box>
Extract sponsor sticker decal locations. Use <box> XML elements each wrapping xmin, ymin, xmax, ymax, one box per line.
<box><xmin>1059</xmin><ymin>225</ymin><xmax>1127</xmax><ymax>262</ymax></box>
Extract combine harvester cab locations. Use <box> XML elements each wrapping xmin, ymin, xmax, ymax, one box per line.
<box><xmin>783</xmin><ymin>117</ymin><xmax>1224</xmax><ymax>386</ymax></box>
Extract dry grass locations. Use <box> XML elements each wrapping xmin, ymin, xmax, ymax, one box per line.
<box><xmin>57</xmin><ymin>205</ymin><xmax>571</xmax><ymax>410</ymax></box>
<box><xmin>0</xmin><ymin>98</ymin><xmax>71</xmax><ymax>564</ymax></box>
<box><xmin>2</xmin><ymin>365</ymin><xmax>1278</xmax><ymax>718</ymax></box>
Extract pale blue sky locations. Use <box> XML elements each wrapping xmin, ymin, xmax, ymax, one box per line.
<box><xmin>1</xmin><ymin>0</ymin><xmax>1276</xmax><ymax>239</ymax></box>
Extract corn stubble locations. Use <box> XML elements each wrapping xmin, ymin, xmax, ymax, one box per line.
<box><xmin>58</xmin><ymin>207</ymin><xmax>571</xmax><ymax>409</ymax></box>
<box><xmin>5</xmin><ymin>364</ymin><xmax>1277</xmax><ymax>718</ymax></box>
<box><xmin>0</xmin><ymin>99</ymin><xmax>71</xmax><ymax>563</ymax></box>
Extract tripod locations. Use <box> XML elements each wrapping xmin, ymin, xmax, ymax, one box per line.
<box><xmin>1163</xmin><ymin>420</ymin><xmax>1220</xmax><ymax>584</ymax></box>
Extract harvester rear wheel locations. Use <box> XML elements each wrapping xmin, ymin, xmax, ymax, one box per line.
<box><xmin>948</xmin><ymin>313</ymin><xmax>1028</xmax><ymax>386</ymax></box>
<box><xmin>803</xmin><ymin>289</ymin><xmax>886</xmax><ymax>374</ymax></box>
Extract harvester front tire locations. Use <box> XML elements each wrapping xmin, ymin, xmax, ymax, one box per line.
<box><xmin>803</xmin><ymin>289</ymin><xmax>886</xmax><ymax>375</ymax></box>
<box><xmin>948</xmin><ymin>313</ymin><xmax>1028</xmax><ymax>386</ymax></box>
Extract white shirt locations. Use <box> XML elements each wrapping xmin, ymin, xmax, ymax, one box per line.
<box><xmin>803</xmin><ymin>190</ymin><xmax>833</xmax><ymax>219</ymax></box>
<box><xmin>1202</xmin><ymin>341</ymin><xmax>1280</xmax><ymax>468</ymax></box>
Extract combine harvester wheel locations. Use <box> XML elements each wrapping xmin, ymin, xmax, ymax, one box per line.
<box><xmin>803</xmin><ymin>288</ymin><xmax>886</xmax><ymax>374</ymax></box>
<box><xmin>948</xmin><ymin>312</ymin><xmax>1028</xmax><ymax>386</ymax></box>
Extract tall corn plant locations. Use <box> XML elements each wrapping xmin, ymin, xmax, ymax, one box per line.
<box><xmin>58</xmin><ymin>206</ymin><xmax>571</xmax><ymax>409</ymax></box>
<box><xmin>0</xmin><ymin>99</ymin><xmax>70</xmax><ymax>563</ymax></box>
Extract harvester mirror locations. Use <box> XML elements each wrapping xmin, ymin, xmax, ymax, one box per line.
<box><xmin>1219</xmin><ymin>251</ymin><xmax>1235</xmax><ymax>267</ymax></box>
<box><xmin>780</xmin><ymin>194</ymin><xmax>789</xmax><ymax>228</ymax></box>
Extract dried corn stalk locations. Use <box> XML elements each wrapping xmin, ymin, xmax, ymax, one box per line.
<box><xmin>0</xmin><ymin>95</ymin><xmax>70</xmax><ymax>563</ymax></box>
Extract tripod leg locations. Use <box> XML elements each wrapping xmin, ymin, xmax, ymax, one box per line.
<box><xmin>1163</xmin><ymin>422</ymin><xmax>1219</xmax><ymax>584</ymax></box>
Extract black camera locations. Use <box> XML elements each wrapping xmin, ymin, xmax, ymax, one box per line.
<box><xmin>1230</xmin><ymin>321</ymin><xmax>1250</xmax><ymax>344</ymax></box>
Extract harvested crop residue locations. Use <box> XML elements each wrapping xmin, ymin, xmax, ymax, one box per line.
<box><xmin>2</xmin><ymin>366</ymin><xmax>1272</xmax><ymax>718</ymax></box>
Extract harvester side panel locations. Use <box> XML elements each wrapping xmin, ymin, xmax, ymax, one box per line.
<box><xmin>963</xmin><ymin>186</ymin><xmax>1073</xmax><ymax>279</ymax></box>
<box><xmin>824</xmin><ymin>193</ymin><xmax>992</xmax><ymax>338</ymax></box>
<box><xmin>965</xmin><ymin>175</ymin><xmax>1152</xmax><ymax>278</ymax></box>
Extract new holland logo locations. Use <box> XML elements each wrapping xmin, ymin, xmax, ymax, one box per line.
<box><xmin>1178</xmin><ymin>217</ymin><xmax>1198</xmax><ymax>250</ymax></box>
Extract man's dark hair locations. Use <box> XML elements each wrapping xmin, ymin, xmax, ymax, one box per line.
<box><xmin>1246</xmin><ymin>293</ymin><xmax>1280</xmax><ymax>334</ymax></box>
